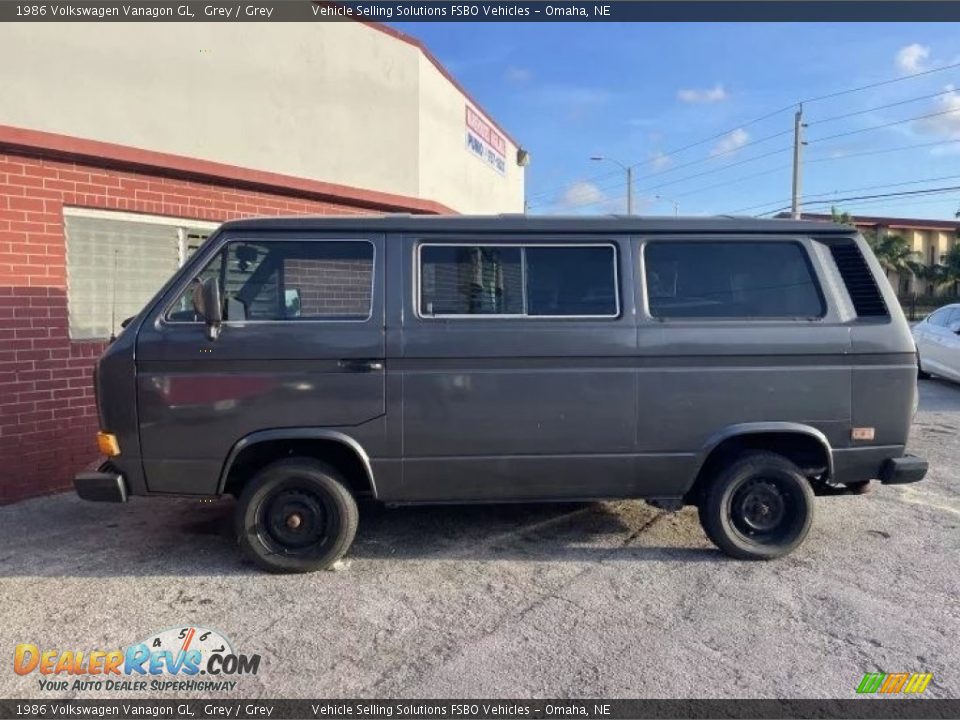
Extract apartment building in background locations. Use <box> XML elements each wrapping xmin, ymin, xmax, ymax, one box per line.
<box><xmin>785</xmin><ymin>213</ymin><xmax>960</xmax><ymax>296</ymax></box>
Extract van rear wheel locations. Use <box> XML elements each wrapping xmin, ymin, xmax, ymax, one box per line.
<box><xmin>698</xmin><ymin>451</ymin><xmax>814</xmax><ymax>560</ymax></box>
<box><xmin>235</xmin><ymin>458</ymin><xmax>358</xmax><ymax>573</ymax></box>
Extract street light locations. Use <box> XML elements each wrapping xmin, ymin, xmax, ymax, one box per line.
<box><xmin>590</xmin><ymin>156</ymin><xmax>633</xmax><ymax>215</ymax></box>
<box><xmin>655</xmin><ymin>194</ymin><xmax>680</xmax><ymax>216</ymax></box>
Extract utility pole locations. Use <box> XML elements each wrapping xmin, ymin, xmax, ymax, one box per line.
<box><xmin>591</xmin><ymin>156</ymin><xmax>633</xmax><ymax>215</ymax></box>
<box><xmin>791</xmin><ymin>104</ymin><xmax>805</xmax><ymax>220</ymax></box>
<box><xmin>656</xmin><ymin>195</ymin><xmax>679</xmax><ymax>216</ymax></box>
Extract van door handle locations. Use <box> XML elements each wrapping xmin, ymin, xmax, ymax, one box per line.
<box><xmin>338</xmin><ymin>359</ymin><xmax>384</xmax><ymax>372</ymax></box>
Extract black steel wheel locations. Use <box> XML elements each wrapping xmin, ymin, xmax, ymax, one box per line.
<box><xmin>698</xmin><ymin>451</ymin><xmax>815</xmax><ymax>560</ymax></box>
<box><xmin>235</xmin><ymin>458</ymin><xmax>358</xmax><ymax>573</ymax></box>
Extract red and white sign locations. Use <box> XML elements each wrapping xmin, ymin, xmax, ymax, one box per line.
<box><xmin>465</xmin><ymin>105</ymin><xmax>507</xmax><ymax>175</ymax></box>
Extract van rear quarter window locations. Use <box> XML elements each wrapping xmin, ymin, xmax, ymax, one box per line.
<box><xmin>419</xmin><ymin>243</ymin><xmax>618</xmax><ymax>318</ymax></box>
<box><xmin>645</xmin><ymin>241</ymin><xmax>825</xmax><ymax>319</ymax></box>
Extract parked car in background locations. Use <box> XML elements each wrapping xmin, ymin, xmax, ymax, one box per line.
<box><xmin>913</xmin><ymin>303</ymin><xmax>960</xmax><ymax>383</ymax></box>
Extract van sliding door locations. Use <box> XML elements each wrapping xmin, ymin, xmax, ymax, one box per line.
<box><xmin>397</xmin><ymin>236</ymin><xmax>639</xmax><ymax>502</ymax></box>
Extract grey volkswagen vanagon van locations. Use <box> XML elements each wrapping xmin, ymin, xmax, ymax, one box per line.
<box><xmin>74</xmin><ymin>215</ymin><xmax>927</xmax><ymax>572</ymax></box>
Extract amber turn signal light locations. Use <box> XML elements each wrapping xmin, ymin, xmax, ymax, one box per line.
<box><xmin>96</xmin><ymin>431</ymin><xmax>120</xmax><ymax>457</ymax></box>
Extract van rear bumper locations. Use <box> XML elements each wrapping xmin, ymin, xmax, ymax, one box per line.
<box><xmin>832</xmin><ymin>446</ymin><xmax>927</xmax><ymax>485</ymax></box>
<box><xmin>879</xmin><ymin>455</ymin><xmax>928</xmax><ymax>485</ymax></box>
<box><xmin>74</xmin><ymin>463</ymin><xmax>128</xmax><ymax>503</ymax></box>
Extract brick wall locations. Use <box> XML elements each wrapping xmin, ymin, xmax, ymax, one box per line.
<box><xmin>285</xmin><ymin>255</ymin><xmax>373</xmax><ymax>317</ymax></box>
<box><xmin>0</xmin><ymin>151</ymin><xmax>413</xmax><ymax>504</ymax></box>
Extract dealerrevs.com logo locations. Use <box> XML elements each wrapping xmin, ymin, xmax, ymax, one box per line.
<box><xmin>14</xmin><ymin>626</ymin><xmax>261</xmax><ymax>693</ymax></box>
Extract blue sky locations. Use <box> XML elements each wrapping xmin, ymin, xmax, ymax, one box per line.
<box><xmin>392</xmin><ymin>22</ymin><xmax>960</xmax><ymax>220</ymax></box>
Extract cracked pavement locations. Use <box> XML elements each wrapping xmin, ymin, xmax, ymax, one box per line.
<box><xmin>1</xmin><ymin>378</ymin><xmax>959</xmax><ymax>699</ymax></box>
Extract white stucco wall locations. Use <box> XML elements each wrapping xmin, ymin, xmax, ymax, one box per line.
<box><xmin>416</xmin><ymin>53</ymin><xmax>524</xmax><ymax>213</ymax></box>
<box><xmin>0</xmin><ymin>22</ymin><xmax>523</xmax><ymax>213</ymax></box>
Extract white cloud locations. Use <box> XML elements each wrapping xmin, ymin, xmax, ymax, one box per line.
<box><xmin>525</xmin><ymin>84</ymin><xmax>611</xmax><ymax>122</ymax></box>
<box><xmin>559</xmin><ymin>181</ymin><xmax>606</xmax><ymax>209</ymax></box>
<box><xmin>650</xmin><ymin>151</ymin><xmax>673</xmax><ymax>170</ymax></box>
<box><xmin>505</xmin><ymin>66</ymin><xmax>533</xmax><ymax>84</ymax></box>
<box><xmin>915</xmin><ymin>85</ymin><xmax>960</xmax><ymax>139</ymax></box>
<box><xmin>677</xmin><ymin>83</ymin><xmax>728</xmax><ymax>104</ymax></box>
<box><xmin>896</xmin><ymin>43</ymin><xmax>930</xmax><ymax>74</ymax></box>
<box><xmin>710</xmin><ymin>128</ymin><xmax>750</xmax><ymax>156</ymax></box>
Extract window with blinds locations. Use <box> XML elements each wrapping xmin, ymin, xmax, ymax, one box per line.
<box><xmin>64</xmin><ymin>212</ymin><xmax>214</xmax><ymax>340</ymax></box>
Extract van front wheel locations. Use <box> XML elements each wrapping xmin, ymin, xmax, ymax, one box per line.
<box><xmin>698</xmin><ymin>452</ymin><xmax>814</xmax><ymax>560</ymax></box>
<box><xmin>235</xmin><ymin>458</ymin><xmax>358</xmax><ymax>573</ymax></box>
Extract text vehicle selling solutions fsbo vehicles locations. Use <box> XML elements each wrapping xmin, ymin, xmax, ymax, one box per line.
<box><xmin>74</xmin><ymin>215</ymin><xmax>928</xmax><ymax>572</ymax></box>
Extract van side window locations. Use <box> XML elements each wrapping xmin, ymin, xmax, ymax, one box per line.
<box><xmin>419</xmin><ymin>244</ymin><xmax>619</xmax><ymax>318</ymax></box>
<box><xmin>645</xmin><ymin>241</ymin><xmax>824</xmax><ymax>319</ymax></box>
<box><xmin>166</xmin><ymin>251</ymin><xmax>224</xmax><ymax>322</ymax></box>
<box><xmin>420</xmin><ymin>246</ymin><xmax>523</xmax><ymax>315</ymax></box>
<box><xmin>166</xmin><ymin>240</ymin><xmax>374</xmax><ymax>323</ymax></box>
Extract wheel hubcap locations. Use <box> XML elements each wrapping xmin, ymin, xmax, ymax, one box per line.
<box><xmin>263</xmin><ymin>489</ymin><xmax>328</xmax><ymax>550</ymax></box>
<box><xmin>731</xmin><ymin>478</ymin><xmax>790</xmax><ymax>540</ymax></box>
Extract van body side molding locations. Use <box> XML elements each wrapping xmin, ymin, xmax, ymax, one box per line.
<box><xmin>217</xmin><ymin>429</ymin><xmax>378</xmax><ymax>498</ymax></box>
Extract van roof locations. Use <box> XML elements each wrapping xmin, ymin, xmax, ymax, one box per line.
<box><xmin>219</xmin><ymin>214</ymin><xmax>855</xmax><ymax>236</ymax></box>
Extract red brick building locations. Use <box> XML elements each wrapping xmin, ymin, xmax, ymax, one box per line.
<box><xmin>0</xmin><ymin>19</ymin><xmax>524</xmax><ymax>505</ymax></box>
<box><xmin>0</xmin><ymin>128</ymin><xmax>456</xmax><ymax>505</ymax></box>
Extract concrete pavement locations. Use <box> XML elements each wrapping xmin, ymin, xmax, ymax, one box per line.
<box><xmin>1</xmin><ymin>380</ymin><xmax>958</xmax><ymax>699</ymax></box>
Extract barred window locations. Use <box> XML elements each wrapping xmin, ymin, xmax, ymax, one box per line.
<box><xmin>65</xmin><ymin>210</ymin><xmax>216</xmax><ymax>339</ymax></box>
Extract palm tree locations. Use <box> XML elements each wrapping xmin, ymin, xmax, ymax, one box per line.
<box><xmin>866</xmin><ymin>232</ymin><xmax>922</xmax><ymax>279</ymax></box>
<box><xmin>927</xmin><ymin>244</ymin><xmax>960</xmax><ymax>294</ymax></box>
<box><xmin>830</xmin><ymin>206</ymin><xmax>854</xmax><ymax>226</ymax></box>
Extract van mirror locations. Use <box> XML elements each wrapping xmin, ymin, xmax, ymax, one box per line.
<box><xmin>192</xmin><ymin>276</ymin><xmax>223</xmax><ymax>340</ymax></box>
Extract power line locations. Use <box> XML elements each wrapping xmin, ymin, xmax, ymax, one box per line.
<box><xmin>808</xmin><ymin>107</ymin><xmax>960</xmax><ymax>144</ymax></box>
<box><xmin>806</xmin><ymin>138</ymin><xmax>960</xmax><ymax>164</ymax></box>
<box><xmin>807</xmin><ymin>87</ymin><xmax>959</xmax><ymax>126</ymax></box>
<box><xmin>798</xmin><ymin>60</ymin><xmax>960</xmax><ymax>105</ymax></box>
<box><xmin>822</xmin><ymin>193</ymin><xmax>960</xmax><ymax>215</ymax></box>
<box><xmin>528</xmin><ymin>61</ymin><xmax>960</xmax><ymax>207</ymax></box>
<box><xmin>671</xmin><ymin>164</ymin><xmax>793</xmax><ymax>200</ymax></box>
<box><xmin>759</xmin><ymin>184</ymin><xmax>960</xmax><ymax>217</ymax></box>
<box><xmin>525</xmin><ymin>108</ymin><xmax>795</xmax><ymax>206</ymax></box>
<box><xmin>539</xmin><ymin>128</ymin><xmax>795</xmax><ymax>209</ymax></box>
<box><xmin>559</xmin><ymin>146</ymin><xmax>793</xmax><ymax>211</ymax></box>
<box><xmin>730</xmin><ymin>173</ymin><xmax>960</xmax><ymax>215</ymax></box>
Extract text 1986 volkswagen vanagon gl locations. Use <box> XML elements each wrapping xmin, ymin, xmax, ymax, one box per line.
<box><xmin>75</xmin><ymin>215</ymin><xmax>927</xmax><ymax>572</ymax></box>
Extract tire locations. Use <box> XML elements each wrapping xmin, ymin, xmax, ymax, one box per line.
<box><xmin>698</xmin><ymin>451</ymin><xmax>815</xmax><ymax>560</ymax></box>
<box><xmin>917</xmin><ymin>352</ymin><xmax>931</xmax><ymax>380</ymax></box>
<box><xmin>235</xmin><ymin>458</ymin><xmax>358</xmax><ymax>574</ymax></box>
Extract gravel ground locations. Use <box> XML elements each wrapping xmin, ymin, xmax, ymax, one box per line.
<box><xmin>1</xmin><ymin>379</ymin><xmax>958</xmax><ymax>700</ymax></box>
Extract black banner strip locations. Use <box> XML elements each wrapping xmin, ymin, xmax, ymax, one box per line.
<box><xmin>5</xmin><ymin>1</ymin><xmax>960</xmax><ymax>23</ymax></box>
<box><xmin>2</xmin><ymin>699</ymin><xmax>960</xmax><ymax>720</ymax></box>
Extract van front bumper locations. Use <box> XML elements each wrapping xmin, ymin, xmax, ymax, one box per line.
<box><xmin>74</xmin><ymin>463</ymin><xmax>128</xmax><ymax>503</ymax></box>
<box><xmin>879</xmin><ymin>455</ymin><xmax>928</xmax><ymax>485</ymax></box>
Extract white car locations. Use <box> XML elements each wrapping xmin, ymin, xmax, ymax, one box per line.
<box><xmin>913</xmin><ymin>303</ymin><xmax>960</xmax><ymax>382</ymax></box>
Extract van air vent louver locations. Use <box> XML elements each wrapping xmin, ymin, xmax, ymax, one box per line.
<box><xmin>829</xmin><ymin>243</ymin><xmax>888</xmax><ymax>317</ymax></box>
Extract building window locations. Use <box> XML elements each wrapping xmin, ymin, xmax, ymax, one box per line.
<box><xmin>64</xmin><ymin>209</ymin><xmax>217</xmax><ymax>340</ymax></box>
<box><xmin>644</xmin><ymin>241</ymin><xmax>825</xmax><ymax>319</ymax></box>
<box><xmin>418</xmin><ymin>244</ymin><xmax>619</xmax><ymax>318</ymax></box>
<box><xmin>167</xmin><ymin>240</ymin><xmax>375</xmax><ymax>323</ymax></box>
